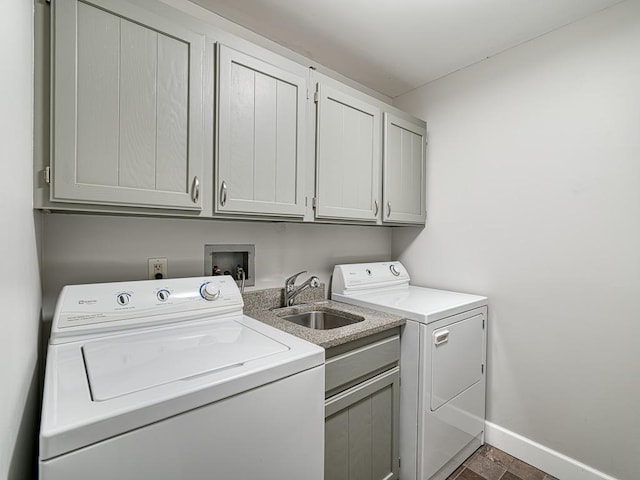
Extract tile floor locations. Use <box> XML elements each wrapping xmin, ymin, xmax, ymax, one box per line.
<box><xmin>446</xmin><ymin>444</ymin><xmax>558</xmax><ymax>480</ymax></box>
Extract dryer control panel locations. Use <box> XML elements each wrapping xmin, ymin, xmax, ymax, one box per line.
<box><xmin>51</xmin><ymin>276</ymin><xmax>243</xmax><ymax>343</ymax></box>
<box><xmin>332</xmin><ymin>261</ymin><xmax>410</xmax><ymax>295</ymax></box>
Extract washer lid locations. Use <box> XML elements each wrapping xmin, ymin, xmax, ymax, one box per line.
<box><xmin>40</xmin><ymin>315</ymin><xmax>324</xmax><ymax>461</ymax></box>
<box><xmin>83</xmin><ymin>319</ymin><xmax>288</xmax><ymax>401</ymax></box>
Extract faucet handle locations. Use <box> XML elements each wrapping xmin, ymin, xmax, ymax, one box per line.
<box><xmin>285</xmin><ymin>271</ymin><xmax>307</xmax><ymax>288</ymax></box>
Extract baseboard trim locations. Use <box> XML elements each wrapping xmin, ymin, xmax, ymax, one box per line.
<box><xmin>484</xmin><ymin>421</ymin><xmax>619</xmax><ymax>480</ymax></box>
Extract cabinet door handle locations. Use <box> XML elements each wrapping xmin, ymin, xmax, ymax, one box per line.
<box><xmin>387</xmin><ymin>201</ymin><xmax>392</xmax><ymax>217</ymax></box>
<box><xmin>220</xmin><ymin>181</ymin><xmax>228</xmax><ymax>207</ymax></box>
<box><xmin>374</xmin><ymin>200</ymin><xmax>379</xmax><ymax>216</ymax></box>
<box><xmin>434</xmin><ymin>330</ymin><xmax>449</xmax><ymax>346</ymax></box>
<box><xmin>191</xmin><ymin>176</ymin><xmax>200</xmax><ymax>204</ymax></box>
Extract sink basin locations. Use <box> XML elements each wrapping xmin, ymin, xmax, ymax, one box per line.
<box><xmin>280</xmin><ymin>310</ymin><xmax>364</xmax><ymax>330</ymax></box>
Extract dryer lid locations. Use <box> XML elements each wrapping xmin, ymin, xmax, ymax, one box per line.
<box><xmin>83</xmin><ymin>319</ymin><xmax>289</xmax><ymax>401</ymax></box>
<box><xmin>333</xmin><ymin>286</ymin><xmax>488</xmax><ymax>324</ymax></box>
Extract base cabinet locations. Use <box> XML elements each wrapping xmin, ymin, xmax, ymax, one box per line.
<box><xmin>324</xmin><ymin>331</ymin><xmax>400</xmax><ymax>480</ymax></box>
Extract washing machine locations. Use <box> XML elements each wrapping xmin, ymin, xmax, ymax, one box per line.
<box><xmin>332</xmin><ymin>262</ymin><xmax>487</xmax><ymax>480</ymax></box>
<box><xmin>39</xmin><ymin>275</ymin><xmax>325</xmax><ymax>480</ymax></box>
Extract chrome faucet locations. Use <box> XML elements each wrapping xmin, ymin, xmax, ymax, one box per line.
<box><xmin>284</xmin><ymin>271</ymin><xmax>320</xmax><ymax>306</ymax></box>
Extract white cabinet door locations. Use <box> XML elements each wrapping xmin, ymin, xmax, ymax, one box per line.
<box><xmin>52</xmin><ymin>0</ymin><xmax>204</xmax><ymax>210</ymax></box>
<box><xmin>216</xmin><ymin>45</ymin><xmax>306</xmax><ymax>217</ymax></box>
<box><xmin>315</xmin><ymin>84</ymin><xmax>381</xmax><ymax>222</ymax></box>
<box><xmin>383</xmin><ymin>113</ymin><xmax>426</xmax><ymax>224</ymax></box>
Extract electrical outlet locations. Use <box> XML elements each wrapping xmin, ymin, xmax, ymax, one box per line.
<box><xmin>148</xmin><ymin>257</ymin><xmax>168</xmax><ymax>280</ymax></box>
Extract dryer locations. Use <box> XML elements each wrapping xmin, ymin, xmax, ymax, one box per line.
<box><xmin>332</xmin><ymin>262</ymin><xmax>487</xmax><ymax>480</ymax></box>
<box><xmin>40</xmin><ymin>275</ymin><xmax>324</xmax><ymax>480</ymax></box>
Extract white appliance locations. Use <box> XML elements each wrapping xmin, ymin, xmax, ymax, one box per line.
<box><xmin>40</xmin><ymin>276</ymin><xmax>325</xmax><ymax>480</ymax></box>
<box><xmin>332</xmin><ymin>262</ymin><xmax>487</xmax><ymax>480</ymax></box>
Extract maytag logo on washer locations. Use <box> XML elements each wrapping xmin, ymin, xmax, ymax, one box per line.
<box><xmin>78</xmin><ymin>299</ymin><xmax>98</xmax><ymax>305</ymax></box>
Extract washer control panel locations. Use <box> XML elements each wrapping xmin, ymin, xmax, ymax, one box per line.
<box><xmin>52</xmin><ymin>276</ymin><xmax>243</xmax><ymax>341</ymax></box>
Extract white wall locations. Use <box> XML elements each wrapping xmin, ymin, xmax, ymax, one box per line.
<box><xmin>0</xmin><ymin>1</ymin><xmax>42</xmax><ymax>479</ymax></box>
<box><xmin>41</xmin><ymin>214</ymin><xmax>391</xmax><ymax>318</ymax></box>
<box><xmin>393</xmin><ymin>2</ymin><xmax>640</xmax><ymax>479</ymax></box>
<box><xmin>159</xmin><ymin>0</ymin><xmax>391</xmax><ymax>103</ymax></box>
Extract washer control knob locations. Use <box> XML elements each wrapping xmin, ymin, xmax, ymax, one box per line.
<box><xmin>157</xmin><ymin>289</ymin><xmax>170</xmax><ymax>302</ymax></box>
<box><xmin>200</xmin><ymin>282</ymin><xmax>221</xmax><ymax>301</ymax></box>
<box><xmin>389</xmin><ymin>264</ymin><xmax>401</xmax><ymax>277</ymax></box>
<box><xmin>116</xmin><ymin>293</ymin><xmax>131</xmax><ymax>306</ymax></box>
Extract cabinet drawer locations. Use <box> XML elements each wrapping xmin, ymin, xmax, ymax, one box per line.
<box><xmin>326</xmin><ymin>335</ymin><xmax>399</xmax><ymax>394</ymax></box>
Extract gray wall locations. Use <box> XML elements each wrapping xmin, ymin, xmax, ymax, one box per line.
<box><xmin>41</xmin><ymin>214</ymin><xmax>392</xmax><ymax>319</ymax></box>
<box><xmin>0</xmin><ymin>0</ymin><xmax>42</xmax><ymax>478</ymax></box>
<box><xmin>393</xmin><ymin>2</ymin><xmax>640</xmax><ymax>479</ymax></box>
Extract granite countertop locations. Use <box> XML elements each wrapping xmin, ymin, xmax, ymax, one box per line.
<box><xmin>246</xmin><ymin>299</ymin><xmax>405</xmax><ymax>349</ymax></box>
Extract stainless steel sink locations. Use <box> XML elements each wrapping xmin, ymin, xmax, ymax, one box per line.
<box><xmin>279</xmin><ymin>310</ymin><xmax>364</xmax><ymax>330</ymax></box>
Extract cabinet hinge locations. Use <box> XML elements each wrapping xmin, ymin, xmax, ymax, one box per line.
<box><xmin>482</xmin><ymin>318</ymin><xmax>485</xmax><ymax>329</ymax></box>
<box><xmin>481</xmin><ymin>364</ymin><xmax>484</xmax><ymax>374</ymax></box>
<box><xmin>312</xmin><ymin>197</ymin><xmax>317</xmax><ymax>209</ymax></box>
<box><xmin>43</xmin><ymin>166</ymin><xmax>51</xmax><ymax>184</ymax></box>
<box><xmin>313</xmin><ymin>91</ymin><xmax>319</xmax><ymax>103</ymax></box>
<box><xmin>398</xmin><ymin>458</ymin><xmax>401</xmax><ymax>468</ymax></box>
<box><xmin>425</xmin><ymin>131</ymin><xmax>429</xmax><ymax>146</ymax></box>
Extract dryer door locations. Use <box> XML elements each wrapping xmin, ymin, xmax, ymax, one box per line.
<box><xmin>430</xmin><ymin>312</ymin><xmax>484</xmax><ymax>411</ymax></box>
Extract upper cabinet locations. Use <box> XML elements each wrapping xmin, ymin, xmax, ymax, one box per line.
<box><xmin>315</xmin><ymin>83</ymin><xmax>381</xmax><ymax>222</ymax></box>
<box><xmin>50</xmin><ymin>0</ymin><xmax>204</xmax><ymax>210</ymax></box>
<box><xmin>382</xmin><ymin>113</ymin><xmax>427</xmax><ymax>225</ymax></box>
<box><xmin>38</xmin><ymin>0</ymin><xmax>426</xmax><ymax>225</ymax></box>
<box><xmin>216</xmin><ymin>45</ymin><xmax>306</xmax><ymax>218</ymax></box>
